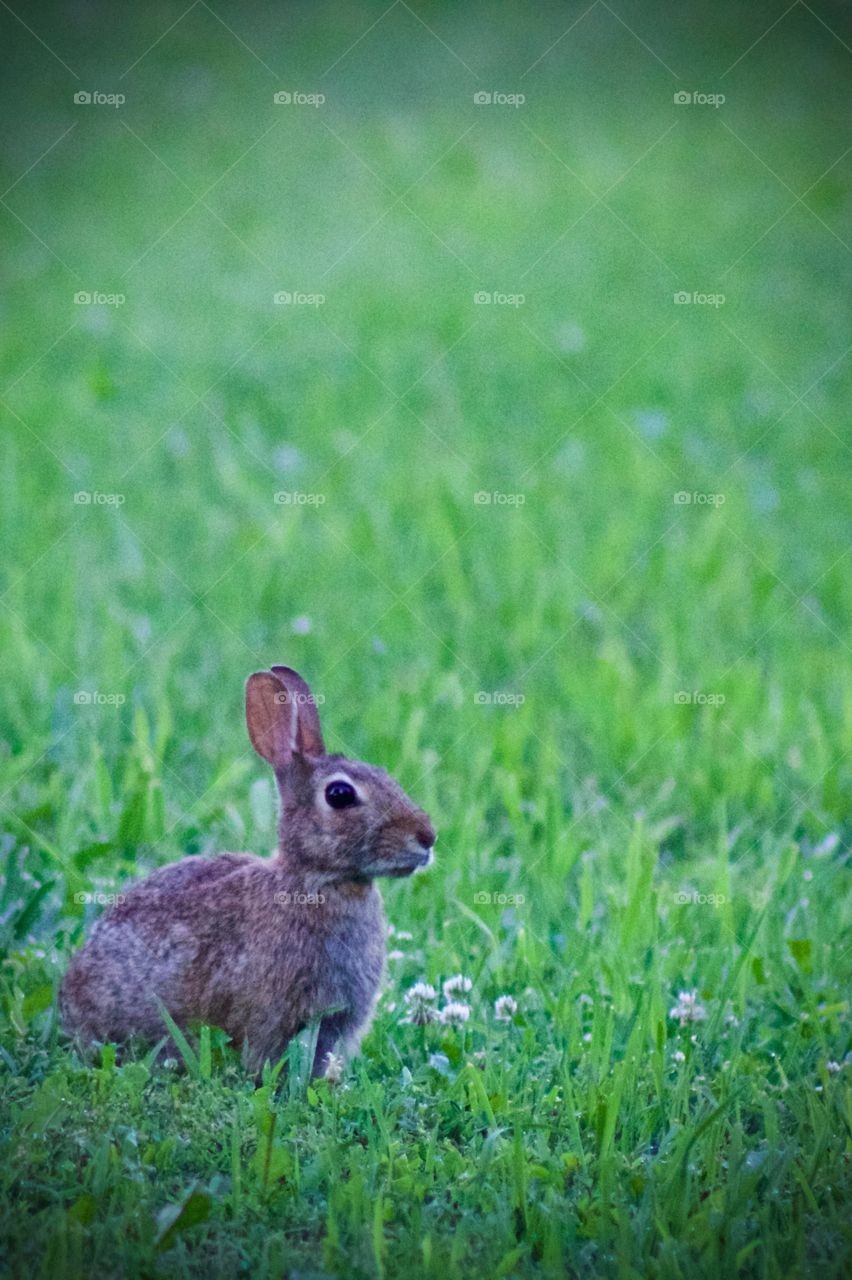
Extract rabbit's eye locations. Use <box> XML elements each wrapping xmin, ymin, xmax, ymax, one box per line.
<box><xmin>325</xmin><ymin>780</ymin><xmax>358</xmax><ymax>809</ymax></box>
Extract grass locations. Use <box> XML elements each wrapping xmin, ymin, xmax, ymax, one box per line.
<box><xmin>1</xmin><ymin>0</ymin><xmax>851</xmax><ymax>1275</ymax></box>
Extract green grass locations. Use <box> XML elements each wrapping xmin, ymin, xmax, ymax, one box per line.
<box><xmin>1</xmin><ymin>0</ymin><xmax>851</xmax><ymax>1276</ymax></box>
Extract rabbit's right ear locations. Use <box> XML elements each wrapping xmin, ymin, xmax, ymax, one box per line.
<box><xmin>270</xmin><ymin>665</ymin><xmax>325</xmax><ymax>756</ymax></box>
<box><xmin>245</xmin><ymin>672</ymin><xmax>297</xmax><ymax>770</ymax></box>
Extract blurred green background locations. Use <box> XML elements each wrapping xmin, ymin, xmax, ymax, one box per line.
<box><xmin>1</xmin><ymin>0</ymin><xmax>849</xmax><ymax>865</ymax></box>
<box><xmin>1</xmin><ymin>0</ymin><xmax>850</xmax><ymax>863</ymax></box>
<box><xmin>1</xmin><ymin>2</ymin><xmax>851</xmax><ymax>1275</ymax></box>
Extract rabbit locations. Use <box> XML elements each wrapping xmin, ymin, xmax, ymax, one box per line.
<box><xmin>60</xmin><ymin>665</ymin><xmax>436</xmax><ymax>1077</ymax></box>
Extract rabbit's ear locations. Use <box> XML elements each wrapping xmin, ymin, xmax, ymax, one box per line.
<box><xmin>270</xmin><ymin>665</ymin><xmax>326</xmax><ymax>756</ymax></box>
<box><xmin>246</xmin><ymin>672</ymin><xmax>297</xmax><ymax>769</ymax></box>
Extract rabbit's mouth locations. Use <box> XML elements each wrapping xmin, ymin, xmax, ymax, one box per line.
<box><xmin>386</xmin><ymin>852</ymin><xmax>431</xmax><ymax>877</ymax></box>
<box><xmin>364</xmin><ymin>845</ymin><xmax>433</xmax><ymax>878</ymax></box>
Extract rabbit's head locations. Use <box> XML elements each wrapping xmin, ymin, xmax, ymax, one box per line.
<box><xmin>246</xmin><ymin>666</ymin><xmax>436</xmax><ymax>882</ymax></box>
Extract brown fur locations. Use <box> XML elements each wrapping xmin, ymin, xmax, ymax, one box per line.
<box><xmin>60</xmin><ymin>666</ymin><xmax>435</xmax><ymax>1075</ymax></box>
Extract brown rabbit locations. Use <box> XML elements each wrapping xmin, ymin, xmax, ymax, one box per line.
<box><xmin>60</xmin><ymin>666</ymin><xmax>435</xmax><ymax>1076</ymax></box>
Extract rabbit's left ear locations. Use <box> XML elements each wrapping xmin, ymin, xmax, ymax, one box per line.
<box><xmin>270</xmin><ymin>666</ymin><xmax>326</xmax><ymax>756</ymax></box>
<box><xmin>246</xmin><ymin>671</ymin><xmax>297</xmax><ymax>769</ymax></box>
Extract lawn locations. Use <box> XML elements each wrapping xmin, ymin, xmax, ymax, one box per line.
<box><xmin>0</xmin><ymin>0</ymin><xmax>850</xmax><ymax>1276</ymax></box>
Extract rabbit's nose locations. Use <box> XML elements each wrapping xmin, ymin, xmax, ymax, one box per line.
<box><xmin>415</xmin><ymin>822</ymin><xmax>435</xmax><ymax>850</ymax></box>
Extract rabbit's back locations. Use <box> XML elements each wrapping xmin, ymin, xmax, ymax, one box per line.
<box><xmin>61</xmin><ymin>854</ymin><xmax>388</xmax><ymax>1065</ymax></box>
<box><xmin>60</xmin><ymin>852</ymin><xmax>264</xmax><ymax>1043</ymax></box>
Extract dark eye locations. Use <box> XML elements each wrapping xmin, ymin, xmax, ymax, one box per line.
<box><xmin>325</xmin><ymin>780</ymin><xmax>358</xmax><ymax>809</ymax></box>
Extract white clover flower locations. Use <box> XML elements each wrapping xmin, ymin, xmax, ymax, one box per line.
<box><xmin>494</xmin><ymin>994</ymin><xmax>518</xmax><ymax>1022</ymax></box>
<box><xmin>443</xmin><ymin>974</ymin><xmax>473</xmax><ymax>999</ymax></box>
<box><xmin>826</xmin><ymin>1060</ymin><xmax>841</xmax><ymax>1074</ymax></box>
<box><xmin>668</xmin><ymin>990</ymin><xmax>707</xmax><ymax>1025</ymax></box>
<box><xmin>404</xmin><ymin>981</ymin><xmax>438</xmax><ymax>1024</ymax></box>
<box><xmin>406</xmin><ymin>981</ymin><xmax>436</xmax><ymax>1000</ymax></box>
<box><xmin>439</xmin><ymin>1001</ymin><xmax>471</xmax><ymax>1028</ymax></box>
<box><xmin>323</xmin><ymin>1052</ymin><xmax>345</xmax><ymax>1084</ymax></box>
<box><xmin>673</xmin><ymin>1050</ymin><xmax>686</xmax><ymax>1064</ymax></box>
<box><xmin>388</xmin><ymin>950</ymin><xmax>406</xmax><ymax>961</ymax></box>
<box><xmin>582</xmin><ymin>1032</ymin><xmax>592</xmax><ymax>1043</ymax></box>
<box><xmin>396</xmin><ymin>930</ymin><xmax>414</xmax><ymax>942</ymax></box>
